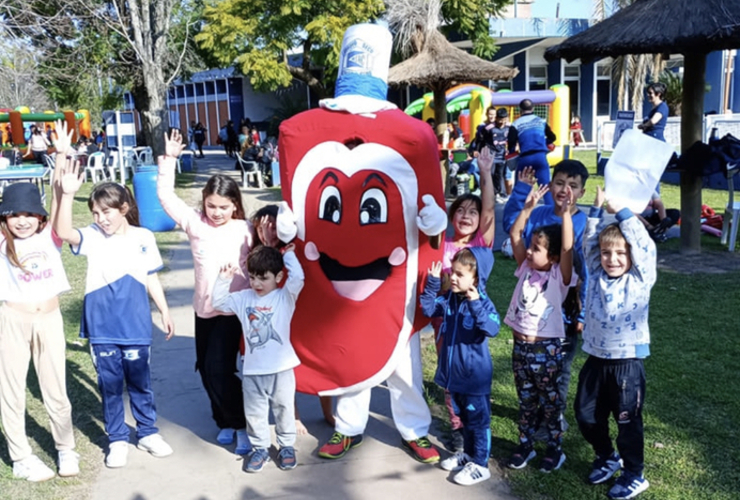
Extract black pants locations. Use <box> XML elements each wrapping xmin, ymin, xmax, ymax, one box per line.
<box><xmin>194</xmin><ymin>314</ymin><xmax>246</xmax><ymax>430</ymax></box>
<box><xmin>492</xmin><ymin>161</ymin><xmax>506</xmax><ymax>196</ymax></box>
<box><xmin>575</xmin><ymin>356</ymin><xmax>645</xmax><ymax>475</ymax></box>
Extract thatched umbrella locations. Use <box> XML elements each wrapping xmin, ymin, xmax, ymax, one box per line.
<box><xmin>546</xmin><ymin>0</ymin><xmax>740</xmax><ymax>254</ymax></box>
<box><xmin>389</xmin><ymin>30</ymin><xmax>518</xmax><ymax>140</ymax></box>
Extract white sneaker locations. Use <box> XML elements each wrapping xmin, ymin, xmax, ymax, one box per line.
<box><xmin>137</xmin><ymin>434</ymin><xmax>173</xmax><ymax>458</ymax></box>
<box><xmin>106</xmin><ymin>441</ymin><xmax>129</xmax><ymax>468</ymax></box>
<box><xmin>453</xmin><ymin>461</ymin><xmax>491</xmax><ymax>486</ymax></box>
<box><xmin>58</xmin><ymin>450</ymin><xmax>80</xmax><ymax>477</ymax></box>
<box><xmin>13</xmin><ymin>455</ymin><xmax>56</xmax><ymax>482</ymax></box>
<box><xmin>440</xmin><ymin>451</ymin><xmax>470</xmax><ymax>472</ymax></box>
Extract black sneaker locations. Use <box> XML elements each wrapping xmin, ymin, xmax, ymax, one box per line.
<box><xmin>539</xmin><ymin>446</ymin><xmax>566</xmax><ymax>473</ymax></box>
<box><xmin>507</xmin><ymin>444</ymin><xmax>536</xmax><ymax>470</ymax></box>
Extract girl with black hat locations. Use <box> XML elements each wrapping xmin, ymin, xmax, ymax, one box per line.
<box><xmin>0</xmin><ymin>179</ymin><xmax>78</xmax><ymax>482</ymax></box>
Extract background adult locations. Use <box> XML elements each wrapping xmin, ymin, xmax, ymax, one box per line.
<box><xmin>508</xmin><ymin>99</ymin><xmax>556</xmax><ymax>204</ymax></box>
<box><xmin>638</xmin><ymin>82</ymin><xmax>669</xmax><ymax>142</ymax></box>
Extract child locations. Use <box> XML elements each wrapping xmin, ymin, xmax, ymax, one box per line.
<box><xmin>420</xmin><ymin>247</ymin><xmax>500</xmax><ymax>486</ymax></box>
<box><xmin>432</xmin><ymin>147</ymin><xmax>495</xmax><ymax>452</ymax></box>
<box><xmin>249</xmin><ymin>204</ymin><xmax>335</xmax><ymax>431</ymax></box>
<box><xmin>503</xmin><ymin>161</ymin><xmax>589</xmax><ymax>433</ymax></box>
<box><xmin>212</xmin><ymin>237</ymin><xmax>305</xmax><ymax>473</ymax></box>
<box><xmin>156</xmin><ymin>129</ymin><xmax>253</xmax><ymax>454</ymax></box>
<box><xmin>575</xmin><ymin>187</ymin><xmax>656</xmax><ymax>500</ymax></box>
<box><xmin>505</xmin><ymin>181</ymin><xmax>577</xmax><ymax>472</ymax></box>
<box><xmin>54</xmin><ymin>156</ymin><xmax>174</xmax><ymax>469</ymax></box>
<box><xmin>0</xmin><ymin>181</ymin><xmax>78</xmax><ymax>481</ymax></box>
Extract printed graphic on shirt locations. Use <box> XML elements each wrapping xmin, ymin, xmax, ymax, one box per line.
<box><xmin>17</xmin><ymin>250</ymin><xmax>55</xmax><ymax>282</ymax></box>
<box><xmin>244</xmin><ymin>307</ymin><xmax>283</xmax><ymax>352</ymax></box>
<box><xmin>512</xmin><ymin>271</ymin><xmax>554</xmax><ymax>329</ymax></box>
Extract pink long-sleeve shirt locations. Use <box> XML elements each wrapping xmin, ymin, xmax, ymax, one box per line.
<box><xmin>157</xmin><ymin>158</ymin><xmax>253</xmax><ymax>318</ymax></box>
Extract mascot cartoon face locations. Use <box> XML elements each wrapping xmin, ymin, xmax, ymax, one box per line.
<box><xmin>279</xmin><ymin>108</ymin><xmax>443</xmax><ymax>395</ymax></box>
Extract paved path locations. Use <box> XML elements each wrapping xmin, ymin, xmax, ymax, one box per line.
<box><xmin>91</xmin><ymin>149</ymin><xmax>518</xmax><ymax>500</ymax></box>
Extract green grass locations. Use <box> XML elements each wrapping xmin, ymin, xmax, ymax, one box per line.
<box><xmin>0</xmin><ymin>172</ymin><xmax>198</xmax><ymax>500</ymax></box>
<box><xmin>423</xmin><ymin>252</ymin><xmax>740</xmax><ymax>500</ymax></box>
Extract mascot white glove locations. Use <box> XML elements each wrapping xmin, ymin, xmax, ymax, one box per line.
<box><xmin>416</xmin><ymin>194</ymin><xmax>448</xmax><ymax>236</ymax></box>
<box><xmin>276</xmin><ymin>201</ymin><xmax>298</xmax><ymax>243</ymax></box>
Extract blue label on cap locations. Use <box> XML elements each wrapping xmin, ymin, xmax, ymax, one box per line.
<box><xmin>342</xmin><ymin>38</ymin><xmax>374</xmax><ymax>75</ymax></box>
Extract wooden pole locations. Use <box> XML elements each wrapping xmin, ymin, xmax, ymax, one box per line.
<box><xmin>433</xmin><ymin>86</ymin><xmax>448</xmax><ymax>144</ymax></box>
<box><xmin>679</xmin><ymin>52</ymin><xmax>706</xmax><ymax>254</ymax></box>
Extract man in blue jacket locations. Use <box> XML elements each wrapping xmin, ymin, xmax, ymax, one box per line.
<box><xmin>508</xmin><ymin>99</ymin><xmax>557</xmax><ymax>204</ymax></box>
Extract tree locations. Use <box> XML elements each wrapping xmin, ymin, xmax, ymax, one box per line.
<box><xmin>196</xmin><ymin>0</ymin><xmax>386</xmax><ymax>100</ymax></box>
<box><xmin>1</xmin><ymin>0</ymin><xmax>201</xmax><ymax>155</ymax></box>
<box><xmin>0</xmin><ymin>44</ymin><xmax>53</xmax><ymax>111</ymax></box>
<box><xmin>196</xmin><ymin>0</ymin><xmax>513</xmax><ymax>100</ymax></box>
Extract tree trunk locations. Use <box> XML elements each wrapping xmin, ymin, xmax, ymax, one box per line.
<box><xmin>679</xmin><ymin>52</ymin><xmax>705</xmax><ymax>254</ymax></box>
<box><xmin>433</xmin><ymin>86</ymin><xmax>448</xmax><ymax>144</ymax></box>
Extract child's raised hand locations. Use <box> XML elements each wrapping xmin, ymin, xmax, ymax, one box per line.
<box><xmin>52</xmin><ymin>120</ymin><xmax>74</xmax><ymax>156</ymax></box>
<box><xmin>466</xmin><ymin>284</ymin><xmax>480</xmax><ymax>301</ymax></box>
<box><xmin>59</xmin><ymin>156</ymin><xmax>83</xmax><ymax>195</ymax></box>
<box><xmin>258</xmin><ymin>215</ymin><xmax>278</xmax><ymax>247</ymax></box>
<box><xmin>593</xmin><ymin>185</ymin><xmax>606</xmax><ymax>208</ymax></box>
<box><xmin>477</xmin><ymin>147</ymin><xmax>493</xmax><ymax>174</ymax></box>
<box><xmin>561</xmin><ymin>185</ymin><xmax>573</xmax><ymax>213</ymax></box>
<box><xmin>524</xmin><ymin>183</ymin><xmax>549</xmax><ymax>210</ymax></box>
<box><xmin>518</xmin><ymin>166</ymin><xmax>536</xmax><ymax>186</ymax></box>
<box><xmin>163</xmin><ymin>129</ymin><xmax>186</xmax><ymax>159</ymax></box>
<box><xmin>429</xmin><ymin>261</ymin><xmax>442</xmax><ymax>278</ymax></box>
<box><xmin>219</xmin><ymin>263</ymin><xmax>237</xmax><ymax>279</ymax></box>
<box><xmin>605</xmin><ymin>199</ymin><xmax>624</xmax><ymax>214</ymax></box>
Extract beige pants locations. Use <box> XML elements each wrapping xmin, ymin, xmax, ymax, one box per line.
<box><xmin>0</xmin><ymin>305</ymin><xmax>75</xmax><ymax>461</ymax></box>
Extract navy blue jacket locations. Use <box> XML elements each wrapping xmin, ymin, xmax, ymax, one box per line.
<box><xmin>420</xmin><ymin>247</ymin><xmax>500</xmax><ymax>395</ymax></box>
<box><xmin>507</xmin><ymin>113</ymin><xmax>556</xmax><ymax>156</ymax></box>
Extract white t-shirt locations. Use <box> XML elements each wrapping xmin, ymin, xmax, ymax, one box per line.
<box><xmin>72</xmin><ymin>224</ymin><xmax>163</xmax><ymax>345</ymax></box>
<box><xmin>0</xmin><ymin>225</ymin><xmax>70</xmax><ymax>302</ymax></box>
<box><xmin>212</xmin><ymin>251</ymin><xmax>304</xmax><ymax>376</ymax></box>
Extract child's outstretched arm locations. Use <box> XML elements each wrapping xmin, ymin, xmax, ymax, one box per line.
<box><xmin>212</xmin><ymin>263</ymin><xmax>239</xmax><ymax>313</ymax></box>
<box><xmin>584</xmin><ymin>186</ymin><xmax>606</xmax><ymax>274</ymax></box>
<box><xmin>147</xmin><ymin>273</ymin><xmax>175</xmax><ymax>340</ymax></box>
<box><xmin>477</xmin><ymin>148</ymin><xmax>496</xmax><ymax>247</ymax></box>
<box><xmin>420</xmin><ymin>262</ymin><xmax>446</xmax><ymax>318</ymax></box>
<box><xmin>560</xmin><ymin>186</ymin><xmax>574</xmax><ymax>286</ymax></box>
<box><xmin>53</xmin><ymin>155</ymin><xmax>84</xmax><ymax>247</ymax></box>
<box><xmin>50</xmin><ymin>120</ymin><xmax>74</xmax><ymax>232</ymax></box>
<box><xmin>503</xmin><ymin>166</ymin><xmax>536</xmax><ymax>235</ymax></box>
<box><xmin>282</xmin><ymin>243</ymin><xmax>305</xmax><ymax>302</ymax></box>
<box><xmin>510</xmin><ymin>181</ymin><xmax>549</xmax><ymax>266</ymax></box>
<box><xmin>156</xmin><ymin>129</ymin><xmax>192</xmax><ymax>227</ymax></box>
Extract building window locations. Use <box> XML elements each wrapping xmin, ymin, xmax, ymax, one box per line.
<box><xmin>529</xmin><ymin>66</ymin><xmax>547</xmax><ymax>91</ymax></box>
<box><xmin>492</xmin><ymin>80</ymin><xmax>513</xmax><ymax>91</ymax></box>
<box><xmin>597</xmin><ymin>65</ymin><xmax>611</xmax><ymax>116</ymax></box>
<box><xmin>205</xmin><ymin>81</ymin><xmax>216</xmax><ymax>95</ymax></box>
<box><xmin>565</xmin><ymin>66</ymin><xmax>580</xmax><ymax>119</ymax></box>
<box><xmin>216</xmin><ymin>80</ymin><xmax>227</xmax><ymax>94</ymax></box>
<box><xmin>186</xmin><ymin>84</ymin><xmax>195</xmax><ymax>98</ymax></box>
<box><xmin>176</xmin><ymin>86</ymin><xmax>185</xmax><ymax>99</ymax></box>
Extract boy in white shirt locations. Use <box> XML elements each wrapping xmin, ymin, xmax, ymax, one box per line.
<box><xmin>212</xmin><ymin>242</ymin><xmax>304</xmax><ymax>472</ymax></box>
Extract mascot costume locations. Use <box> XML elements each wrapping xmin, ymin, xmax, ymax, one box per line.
<box><xmin>277</xmin><ymin>23</ymin><xmax>448</xmax><ymax>462</ymax></box>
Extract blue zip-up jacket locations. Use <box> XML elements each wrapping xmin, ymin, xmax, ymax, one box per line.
<box><xmin>503</xmin><ymin>180</ymin><xmax>588</xmax><ymax>325</ymax></box>
<box><xmin>507</xmin><ymin>113</ymin><xmax>556</xmax><ymax>156</ymax></box>
<box><xmin>420</xmin><ymin>247</ymin><xmax>500</xmax><ymax>395</ymax></box>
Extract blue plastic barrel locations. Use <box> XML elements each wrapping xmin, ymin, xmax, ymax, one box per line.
<box><xmin>133</xmin><ymin>164</ymin><xmax>176</xmax><ymax>232</ymax></box>
<box><xmin>180</xmin><ymin>152</ymin><xmax>193</xmax><ymax>172</ymax></box>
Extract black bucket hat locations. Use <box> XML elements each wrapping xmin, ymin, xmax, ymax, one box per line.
<box><xmin>0</xmin><ymin>182</ymin><xmax>48</xmax><ymax>217</ymax></box>
<box><xmin>496</xmin><ymin>107</ymin><xmax>509</xmax><ymax>118</ymax></box>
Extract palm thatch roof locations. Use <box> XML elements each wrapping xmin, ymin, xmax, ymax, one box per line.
<box><xmin>388</xmin><ymin>30</ymin><xmax>518</xmax><ymax>89</ymax></box>
<box><xmin>546</xmin><ymin>0</ymin><xmax>740</xmax><ymax>62</ymax></box>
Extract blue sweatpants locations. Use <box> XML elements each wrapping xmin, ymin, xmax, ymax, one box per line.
<box><xmin>450</xmin><ymin>392</ymin><xmax>491</xmax><ymax>467</ymax></box>
<box><xmin>92</xmin><ymin>344</ymin><xmax>158</xmax><ymax>443</ymax></box>
<box><xmin>515</xmin><ymin>152</ymin><xmax>553</xmax><ymax>205</ymax></box>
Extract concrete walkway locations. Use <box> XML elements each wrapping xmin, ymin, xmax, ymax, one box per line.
<box><xmin>91</xmin><ymin>149</ymin><xmax>518</xmax><ymax>500</ymax></box>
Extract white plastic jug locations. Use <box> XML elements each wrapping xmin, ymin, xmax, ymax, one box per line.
<box><xmin>604</xmin><ymin>129</ymin><xmax>675</xmax><ymax>212</ymax></box>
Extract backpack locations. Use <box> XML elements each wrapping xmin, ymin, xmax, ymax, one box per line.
<box><xmin>218</xmin><ymin>127</ymin><xmax>228</xmax><ymax>142</ymax></box>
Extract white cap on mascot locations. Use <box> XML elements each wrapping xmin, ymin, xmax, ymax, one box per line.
<box><xmin>320</xmin><ymin>23</ymin><xmax>398</xmax><ymax>115</ymax></box>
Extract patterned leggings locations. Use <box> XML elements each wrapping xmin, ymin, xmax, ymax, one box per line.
<box><xmin>512</xmin><ymin>337</ymin><xmax>563</xmax><ymax>448</ymax></box>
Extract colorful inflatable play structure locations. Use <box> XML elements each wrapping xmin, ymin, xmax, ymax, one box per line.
<box><xmin>0</xmin><ymin>106</ymin><xmax>92</xmax><ymax>147</ymax></box>
<box><xmin>404</xmin><ymin>83</ymin><xmax>571</xmax><ymax>164</ymax></box>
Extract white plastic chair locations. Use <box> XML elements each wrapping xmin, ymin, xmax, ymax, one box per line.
<box><xmin>236</xmin><ymin>155</ymin><xmax>263</xmax><ymax>189</ymax></box>
<box><xmin>135</xmin><ymin>146</ymin><xmax>153</xmax><ymax>166</ymax></box>
<box><xmin>85</xmin><ymin>152</ymin><xmax>107</xmax><ymax>183</ymax></box>
<box><xmin>721</xmin><ymin>162</ymin><xmax>740</xmax><ymax>251</ymax></box>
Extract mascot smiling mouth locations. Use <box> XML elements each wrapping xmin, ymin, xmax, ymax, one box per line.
<box><xmin>314</xmin><ymin>249</ymin><xmax>406</xmax><ymax>301</ymax></box>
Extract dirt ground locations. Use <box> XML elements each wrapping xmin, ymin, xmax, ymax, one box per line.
<box><xmin>657</xmin><ymin>249</ymin><xmax>740</xmax><ymax>274</ymax></box>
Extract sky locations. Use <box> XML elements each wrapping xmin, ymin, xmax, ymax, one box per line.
<box><xmin>530</xmin><ymin>0</ymin><xmax>595</xmax><ymax>19</ymax></box>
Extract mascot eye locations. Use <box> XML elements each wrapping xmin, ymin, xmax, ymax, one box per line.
<box><xmin>359</xmin><ymin>188</ymin><xmax>387</xmax><ymax>225</ymax></box>
<box><xmin>319</xmin><ymin>185</ymin><xmax>342</xmax><ymax>224</ymax></box>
